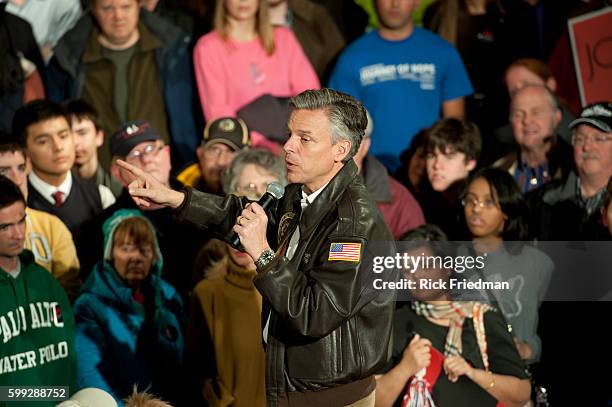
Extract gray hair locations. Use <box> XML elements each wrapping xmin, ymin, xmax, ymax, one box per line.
<box><xmin>364</xmin><ymin>109</ymin><xmax>373</xmax><ymax>139</ymax></box>
<box><xmin>290</xmin><ymin>88</ymin><xmax>367</xmax><ymax>163</ymax></box>
<box><xmin>510</xmin><ymin>84</ymin><xmax>559</xmax><ymax>115</ymax></box>
<box><xmin>222</xmin><ymin>149</ymin><xmax>287</xmax><ymax>195</ymax></box>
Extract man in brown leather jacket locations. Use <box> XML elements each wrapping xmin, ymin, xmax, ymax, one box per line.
<box><xmin>118</xmin><ymin>89</ymin><xmax>397</xmax><ymax>407</ymax></box>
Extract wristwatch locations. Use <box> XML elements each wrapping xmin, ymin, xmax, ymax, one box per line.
<box><xmin>255</xmin><ymin>249</ymin><xmax>275</xmax><ymax>269</ymax></box>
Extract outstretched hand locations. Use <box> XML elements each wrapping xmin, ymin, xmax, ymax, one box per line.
<box><xmin>116</xmin><ymin>160</ymin><xmax>185</xmax><ymax>210</ymax></box>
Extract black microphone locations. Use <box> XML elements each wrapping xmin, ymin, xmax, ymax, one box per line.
<box><xmin>230</xmin><ymin>182</ymin><xmax>285</xmax><ymax>250</ymax></box>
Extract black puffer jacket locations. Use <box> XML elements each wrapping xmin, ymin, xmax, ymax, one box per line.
<box><xmin>175</xmin><ymin>160</ymin><xmax>397</xmax><ymax>406</ymax></box>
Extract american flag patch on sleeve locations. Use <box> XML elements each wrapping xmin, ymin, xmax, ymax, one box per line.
<box><xmin>328</xmin><ymin>242</ymin><xmax>362</xmax><ymax>262</ymax></box>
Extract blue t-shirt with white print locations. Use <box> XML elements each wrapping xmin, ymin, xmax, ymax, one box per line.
<box><xmin>329</xmin><ymin>28</ymin><xmax>473</xmax><ymax>172</ymax></box>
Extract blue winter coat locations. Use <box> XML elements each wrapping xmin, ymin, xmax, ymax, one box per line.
<box><xmin>46</xmin><ymin>10</ymin><xmax>199</xmax><ymax>167</ymax></box>
<box><xmin>73</xmin><ymin>261</ymin><xmax>184</xmax><ymax>405</ymax></box>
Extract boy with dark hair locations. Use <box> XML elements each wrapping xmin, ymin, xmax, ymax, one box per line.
<box><xmin>12</xmin><ymin>99</ymin><xmax>115</xmax><ymax>242</ymax></box>
<box><xmin>0</xmin><ymin>174</ymin><xmax>76</xmax><ymax>393</ymax></box>
<box><xmin>421</xmin><ymin>118</ymin><xmax>482</xmax><ymax>238</ymax></box>
<box><xmin>62</xmin><ymin>99</ymin><xmax>123</xmax><ymax>197</ymax></box>
<box><xmin>0</xmin><ymin>130</ymin><xmax>81</xmax><ymax>300</ymax></box>
<box><xmin>426</xmin><ymin>118</ymin><xmax>481</xmax><ymax>192</ymax></box>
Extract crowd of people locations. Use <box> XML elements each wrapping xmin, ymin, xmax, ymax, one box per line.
<box><xmin>1</xmin><ymin>0</ymin><xmax>611</xmax><ymax>406</ymax></box>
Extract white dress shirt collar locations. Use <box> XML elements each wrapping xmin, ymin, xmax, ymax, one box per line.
<box><xmin>28</xmin><ymin>171</ymin><xmax>72</xmax><ymax>205</ymax></box>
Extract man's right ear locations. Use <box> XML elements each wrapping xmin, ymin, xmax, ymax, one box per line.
<box><xmin>466</xmin><ymin>159</ymin><xmax>477</xmax><ymax>172</ymax></box>
<box><xmin>196</xmin><ymin>145</ymin><xmax>204</xmax><ymax>161</ymax></box>
<box><xmin>25</xmin><ymin>156</ymin><xmax>32</xmax><ymax>175</ymax></box>
<box><xmin>95</xmin><ymin>130</ymin><xmax>104</xmax><ymax>148</ymax></box>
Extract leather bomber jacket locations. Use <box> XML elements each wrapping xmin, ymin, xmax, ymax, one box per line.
<box><xmin>175</xmin><ymin>160</ymin><xmax>398</xmax><ymax>406</ymax></box>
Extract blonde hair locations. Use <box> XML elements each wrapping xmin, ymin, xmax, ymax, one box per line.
<box><xmin>214</xmin><ymin>0</ymin><xmax>275</xmax><ymax>55</ymax></box>
<box><xmin>124</xmin><ymin>388</ymin><xmax>172</xmax><ymax>407</ymax></box>
<box><xmin>429</xmin><ymin>0</ymin><xmax>504</xmax><ymax>46</ymax></box>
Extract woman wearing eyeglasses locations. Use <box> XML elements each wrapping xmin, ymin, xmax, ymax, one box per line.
<box><xmin>375</xmin><ymin>224</ymin><xmax>532</xmax><ymax>407</ymax></box>
<box><xmin>458</xmin><ymin>168</ymin><xmax>553</xmax><ymax>365</ymax></box>
<box><xmin>185</xmin><ymin>149</ymin><xmax>287</xmax><ymax>406</ymax></box>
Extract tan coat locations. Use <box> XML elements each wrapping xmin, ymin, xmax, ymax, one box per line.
<box><xmin>187</xmin><ymin>262</ymin><xmax>265</xmax><ymax>407</ymax></box>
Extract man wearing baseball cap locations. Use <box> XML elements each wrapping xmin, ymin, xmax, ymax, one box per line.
<box><xmin>177</xmin><ymin>117</ymin><xmax>250</xmax><ymax>195</ymax></box>
<box><xmin>79</xmin><ymin>120</ymin><xmax>208</xmax><ymax>298</ymax></box>
<box><xmin>528</xmin><ymin>102</ymin><xmax>612</xmax><ymax>240</ymax></box>
<box><xmin>527</xmin><ymin>102</ymin><xmax>612</xmax><ymax>406</ymax></box>
<box><xmin>109</xmin><ymin>119</ymin><xmax>172</xmax><ymax>188</ymax></box>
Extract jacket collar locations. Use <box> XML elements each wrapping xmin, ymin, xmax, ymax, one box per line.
<box><xmin>53</xmin><ymin>8</ymin><xmax>184</xmax><ymax>77</ymax></box>
<box><xmin>542</xmin><ymin>171</ymin><xmax>577</xmax><ymax>205</ymax></box>
<box><xmin>53</xmin><ymin>13</ymin><xmax>96</xmax><ymax>78</ymax></box>
<box><xmin>296</xmin><ymin>160</ymin><xmax>359</xmax><ymax>234</ymax></box>
<box><xmin>225</xmin><ymin>260</ymin><xmax>257</xmax><ymax>290</ymax></box>
<box><xmin>82</xmin><ymin>21</ymin><xmax>163</xmax><ymax>64</ymax></box>
<box><xmin>83</xmin><ymin>261</ymin><xmax>158</xmax><ymax>310</ymax></box>
<box><xmin>0</xmin><ymin>251</ymin><xmax>36</xmax><ymax>281</ymax></box>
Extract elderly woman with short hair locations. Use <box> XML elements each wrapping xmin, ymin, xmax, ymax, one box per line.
<box><xmin>73</xmin><ymin>209</ymin><xmax>184</xmax><ymax>406</ymax></box>
<box><xmin>186</xmin><ymin>149</ymin><xmax>286</xmax><ymax>406</ymax></box>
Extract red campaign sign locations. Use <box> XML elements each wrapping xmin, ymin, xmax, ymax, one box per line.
<box><xmin>568</xmin><ymin>8</ymin><xmax>612</xmax><ymax>107</ymax></box>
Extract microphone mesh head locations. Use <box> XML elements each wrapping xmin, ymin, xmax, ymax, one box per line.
<box><xmin>266</xmin><ymin>182</ymin><xmax>285</xmax><ymax>199</ymax></box>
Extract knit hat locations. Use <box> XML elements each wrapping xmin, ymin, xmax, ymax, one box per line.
<box><xmin>102</xmin><ymin>209</ymin><xmax>163</xmax><ymax>272</ymax></box>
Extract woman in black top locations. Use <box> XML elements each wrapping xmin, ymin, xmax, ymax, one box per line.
<box><xmin>375</xmin><ymin>225</ymin><xmax>531</xmax><ymax>407</ymax></box>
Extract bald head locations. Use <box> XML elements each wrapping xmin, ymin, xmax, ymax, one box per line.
<box><xmin>512</xmin><ymin>84</ymin><xmax>558</xmax><ymax>113</ymax></box>
<box><xmin>510</xmin><ymin>84</ymin><xmax>561</xmax><ymax>150</ymax></box>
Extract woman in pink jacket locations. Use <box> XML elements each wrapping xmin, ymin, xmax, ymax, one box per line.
<box><xmin>193</xmin><ymin>0</ymin><xmax>320</xmax><ymax>152</ymax></box>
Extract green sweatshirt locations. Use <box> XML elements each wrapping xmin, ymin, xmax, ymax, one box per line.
<box><xmin>0</xmin><ymin>250</ymin><xmax>76</xmax><ymax>407</ymax></box>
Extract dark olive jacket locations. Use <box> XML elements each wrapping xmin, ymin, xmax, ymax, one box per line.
<box><xmin>289</xmin><ymin>0</ymin><xmax>346</xmax><ymax>82</ymax></box>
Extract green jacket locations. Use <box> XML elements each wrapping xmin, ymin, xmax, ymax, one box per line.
<box><xmin>0</xmin><ymin>250</ymin><xmax>76</xmax><ymax>407</ymax></box>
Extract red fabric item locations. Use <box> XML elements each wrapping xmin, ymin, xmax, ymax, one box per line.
<box><xmin>548</xmin><ymin>32</ymin><xmax>581</xmax><ymax>115</ymax></box>
<box><xmin>132</xmin><ymin>290</ymin><xmax>145</xmax><ymax>306</ymax></box>
<box><xmin>402</xmin><ymin>347</ymin><xmax>507</xmax><ymax>407</ymax></box>
<box><xmin>23</xmin><ymin>69</ymin><xmax>45</xmax><ymax>103</ymax></box>
<box><xmin>377</xmin><ymin>176</ymin><xmax>425</xmax><ymax>239</ymax></box>
<box><xmin>401</xmin><ymin>347</ymin><xmax>444</xmax><ymax>407</ymax></box>
<box><xmin>250</xmin><ymin>131</ymin><xmax>283</xmax><ymax>155</ymax></box>
<box><xmin>52</xmin><ymin>191</ymin><xmax>64</xmax><ymax>207</ymax></box>
<box><xmin>422</xmin><ymin>347</ymin><xmax>445</xmax><ymax>390</ymax></box>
